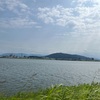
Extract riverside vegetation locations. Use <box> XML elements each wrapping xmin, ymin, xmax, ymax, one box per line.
<box><xmin>1</xmin><ymin>83</ymin><xmax>100</xmax><ymax>100</ymax></box>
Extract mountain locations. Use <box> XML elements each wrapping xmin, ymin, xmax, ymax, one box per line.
<box><xmin>46</xmin><ymin>53</ymin><xmax>94</xmax><ymax>61</ymax></box>
<box><xmin>0</xmin><ymin>52</ymin><xmax>95</xmax><ymax>61</ymax></box>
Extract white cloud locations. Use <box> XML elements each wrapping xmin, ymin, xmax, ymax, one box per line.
<box><xmin>0</xmin><ymin>18</ymin><xmax>37</xmax><ymax>28</ymax></box>
<box><xmin>35</xmin><ymin>25</ymin><xmax>42</xmax><ymax>28</ymax></box>
<box><xmin>72</xmin><ymin>0</ymin><xmax>98</xmax><ymax>7</ymax></box>
<box><xmin>38</xmin><ymin>5</ymin><xmax>73</xmax><ymax>26</ymax></box>
<box><xmin>38</xmin><ymin>3</ymin><xmax>100</xmax><ymax>35</ymax></box>
<box><xmin>0</xmin><ymin>0</ymin><xmax>30</xmax><ymax>14</ymax></box>
<box><xmin>0</xmin><ymin>0</ymin><xmax>38</xmax><ymax>28</ymax></box>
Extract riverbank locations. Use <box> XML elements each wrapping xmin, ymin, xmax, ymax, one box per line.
<box><xmin>0</xmin><ymin>83</ymin><xmax>100</xmax><ymax>100</ymax></box>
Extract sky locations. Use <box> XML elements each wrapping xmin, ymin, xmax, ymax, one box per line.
<box><xmin>0</xmin><ymin>0</ymin><xmax>100</xmax><ymax>58</ymax></box>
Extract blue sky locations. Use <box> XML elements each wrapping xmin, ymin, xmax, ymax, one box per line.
<box><xmin>0</xmin><ymin>0</ymin><xmax>100</xmax><ymax>58</ymax></box>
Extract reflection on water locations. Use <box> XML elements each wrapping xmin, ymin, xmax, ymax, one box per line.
<box><xmin>0</xmin><ymin>58</ymin><xmax>100</xmax><ymax>95</ymax></box>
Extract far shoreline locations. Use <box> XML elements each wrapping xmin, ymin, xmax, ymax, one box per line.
<box><xmin>0</xmin><ymin>57</ymin><xmax>100</xmax><ymax>62</ymax></box>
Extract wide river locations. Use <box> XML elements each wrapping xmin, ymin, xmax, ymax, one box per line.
<box><xmin>0</xmin><ymin>58</ymin><xmax>100</xmax><ymax>95</ymax></box>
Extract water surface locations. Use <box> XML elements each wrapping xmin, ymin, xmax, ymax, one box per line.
<box><xmin>0</xmin><ymin>58</ymin><xmax>100</xmax><ymax>95</ymax></box>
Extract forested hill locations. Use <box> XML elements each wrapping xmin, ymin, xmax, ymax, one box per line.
<box><xmin>46</xmin><ymin>53</ymin><xmax>94</xmax><ymax>61</ymax></box>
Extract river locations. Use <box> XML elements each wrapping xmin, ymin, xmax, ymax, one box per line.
<box><xmin>0</xmin><ymin>58</ymin><xmax>100</xmax><ymax>95</ymax></box>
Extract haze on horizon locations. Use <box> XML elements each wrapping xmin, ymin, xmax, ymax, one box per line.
<box><xmin>0</xmin><ymin>0</ymin><xmax>100</xmax><ymax>58</ymax></box>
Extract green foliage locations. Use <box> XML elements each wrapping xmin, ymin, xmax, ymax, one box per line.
<box><xmin>1</xmin><ymin>83</ymin><xmax>100</xmax><ymax>100</ymax></box>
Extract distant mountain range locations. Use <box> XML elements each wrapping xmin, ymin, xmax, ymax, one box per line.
<box><xmin>0</xmin><ymin>52</ymin><xmax>95</xmax><ymax>61</ymax></box>
<box><xmin>0</xmin><ymin>53</ymin><xmax>44</xmax><ymax>57</ymax></box>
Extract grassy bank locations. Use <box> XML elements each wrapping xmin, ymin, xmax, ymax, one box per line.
<box><xmin>0</xmin><ymin>83</ymin><xmax>100</xmax><ymax>100</ymax></box>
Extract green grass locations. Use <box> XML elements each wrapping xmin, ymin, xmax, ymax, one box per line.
<box><xmin>1</xmin><ymin>83</ymin><xmax>100</xmax><ymax>100</ymax></box>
